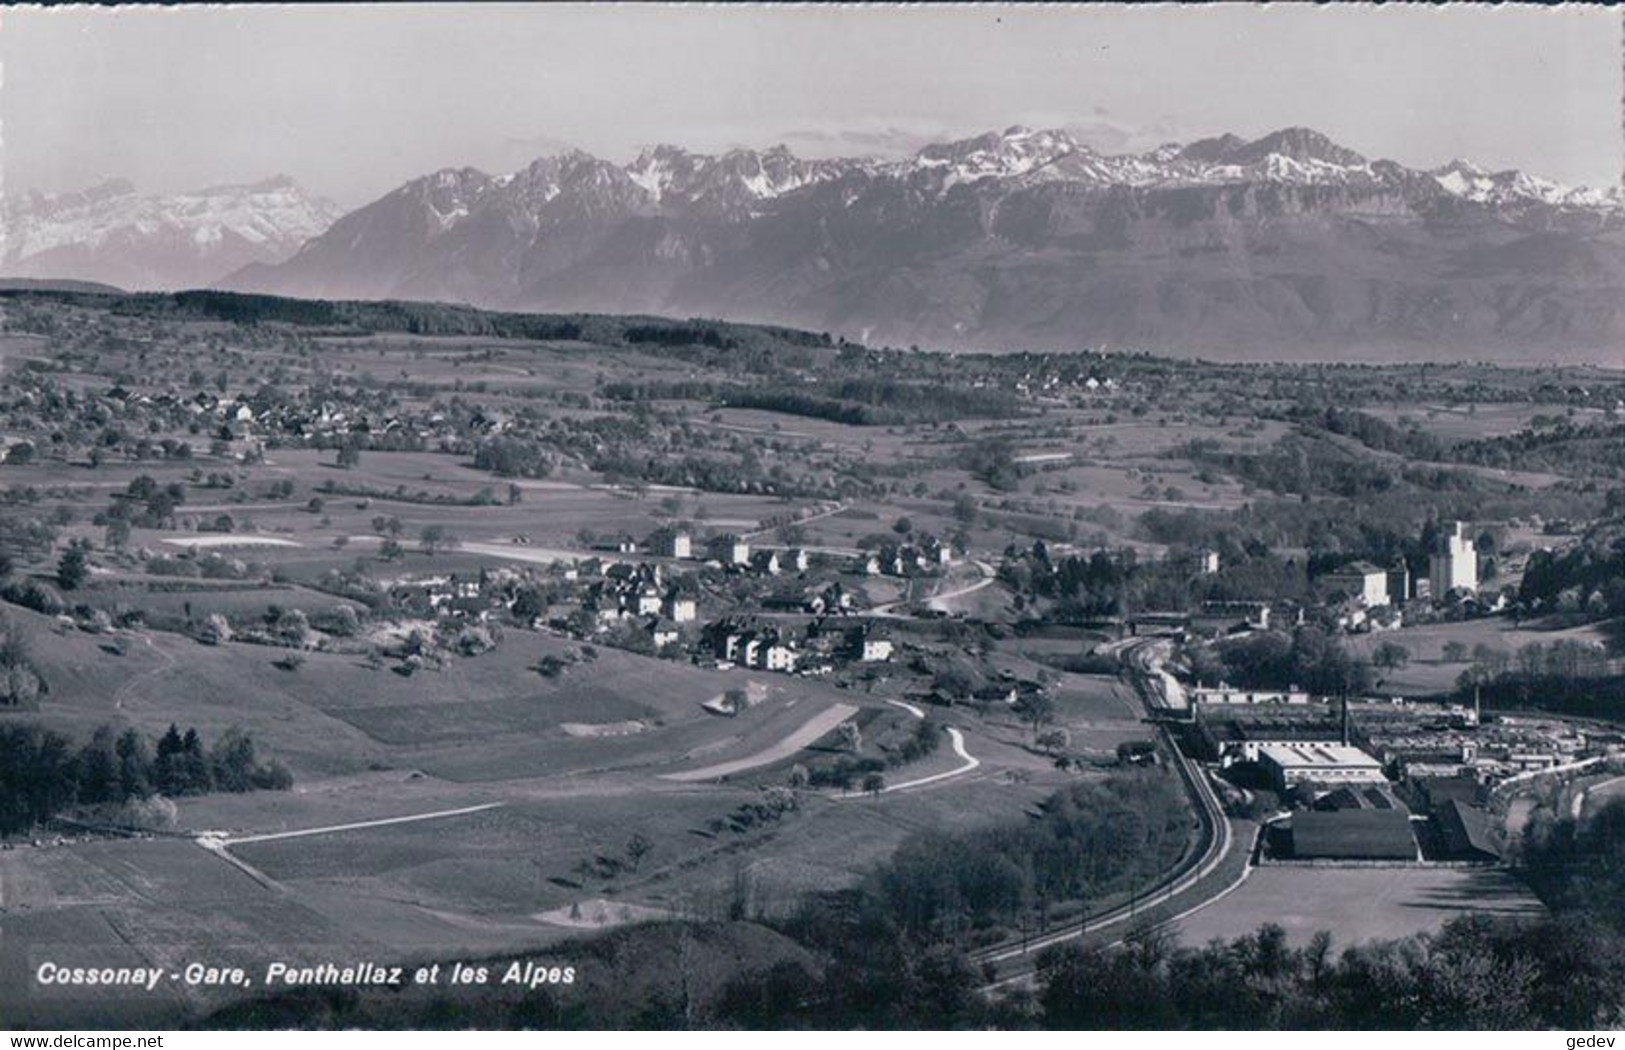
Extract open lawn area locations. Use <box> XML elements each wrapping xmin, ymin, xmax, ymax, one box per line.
<box><xmin>1347</xmin><ymin>617</ymin><xmax>1613</xmax><ymax>696</ymax></box>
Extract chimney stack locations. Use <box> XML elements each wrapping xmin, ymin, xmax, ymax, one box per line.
<box><xmin>1340</xmin><ymin>693</ymin><xmax>1351</xmax><ymax>746</ymax></box>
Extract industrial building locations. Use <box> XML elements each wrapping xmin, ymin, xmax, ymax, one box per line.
<box><xmin>1286</xmin><ymin>809</ymin><xmax>1419</xmax><ymax>861</ymax></box>
<box><xmin>1428</xmin><ymin>521</ymin><xmax>1478</xmax><ymax>598</ymax></box>
<box><xmin>1190</xmin><ymin>684</ymin><xmax>1310</xmax><ymax>706</ymax></box>
<box><xmin>1258</xmin><ymin>743</ymin><xmax>1386</xmax><ymax>792</ymax></box>
<box><xmin>1432</xmin><ymin>799</ymin><xmax>1502</xmax><ymax>862</ymax></box>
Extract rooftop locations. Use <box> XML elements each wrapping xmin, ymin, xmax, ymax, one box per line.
<box><xmin>1260</xmin><ymin>743</ymin><xmax>1382</xmax><ymax>769</ymax></box>
<box><xmin>1290</xmin><ymin>809</ymin><xmax>1417</xmax><ymax>860</ymax></box>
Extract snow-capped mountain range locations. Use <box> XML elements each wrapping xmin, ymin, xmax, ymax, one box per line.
<box><xmin>1</xmin><ymin>176</ymin><xmax>342</xmax><ymax>290</ymax></box>
<box><xmin>294</xmin><ymin>125</ymin><xmax>1617</xmax><ymax>227</ymax></box>
<box><xmin>11</xmin><ymin>125</ymin><xmax>1625</xmax><ymax>358</ymax></box>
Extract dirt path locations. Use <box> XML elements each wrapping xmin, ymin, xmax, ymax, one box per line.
<box><xmin>743</xmin><ymin>500</ymin><xmax>849</xmax><ymax>540</ymax></box>
<box><xmin>660</xmin><ymin>703</ymin><xmax>858</xmax><ymax>782</ymax></box>
<box><xmin>835</xmin><ymin>726</ymin><xmax>980</xmax><ymax>799</ymax></box>
<box><xmin>113</xmin><ymin>632</ymin><xmax>179</xmax><ymax>711</ymax></box>
<box><xmin>926</xmin><ymin>559</ymin><xmax>996</xmax><ymax>611</ymax></box>
<box><xmin>208</xmin><ymin>802</ymin><xmax>504</xmax><ymax>847</ymax></box>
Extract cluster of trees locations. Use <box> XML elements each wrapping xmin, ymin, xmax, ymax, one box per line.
<box><xmin>999</xmin><ymin>546</ymin><xmax>1200</xmax><ymax>619</ymax></box>
<box><xmin>1454</xmin><ymin>638</ymin><xmax>1622</xmax><ymax>719</ymax></box>
<box><xmin>891</xmin><ymin>717</ymin><xmax>942</xmax><ymax>766</ymax></box>
<box><xmin>1034</xmin><ymin>914</ymin><xmax>1624</xmax><ymax>1030</ymax></box>
<box><xmin>1181</xmin><ymin>433</ymin><xmax>1410</xmax><ymax>501</ymax></box>
<box><xmin>1279</xmin><ymin>405</ymin><xmax>1446</xmax><ymax>462</ymax></box>
<box><xmin>1191</xmin><ymin>627</ymin><xmax>1374</xmax><ymax>697</ymax></box>
<box><xmin>623</xmin><ymin>323</ymin><xmax>737</xmax><ymax>351</ymax></box>
<box><xmin>864</xmin><ymin>768</ymin><xmax>1191</xmax><ymax>943</ymax></box>
<box><xmin>964</xmin><ymin>437</ymin><xmax>1024</xmax><ymax>492</ymax></box>
<box><xmin>473</xmin><ymin>436</ymin><xmax>556</xmax><ymax>478</ymax></box>
<box><xmin>608</xmin><ymin>377</ymin><xmax>1022</xmax><ymax>428</ymax></box>
<box><xmin>96</xmin><ymin>474</ymin><xmax>187</xmax><ymax>530</ymax></box>
<box><xmin>717</xmin><ymin>381</ymin><xmax>1019</xmax><ymax>426</ymax></box>
<box><xmin>1452</xmin><ymin>419</ymin><xmax>1625</xmax><ymax>480</ymax></box>
<box><xmin>1517</xmin><ymin>529</ymin><xmax>1625</xmax><ymax>621</ymax></box>
<box><xmin>0</xmin><ymin>721</ymin><xmax>292</xmax><ymax>834</ymax></box>
<box><xmin>1517</xmin><ymin>793</ymin><xmax>1625</xmax><ymax>927</ymax></box>
<box><xmin>1000</xmin><ymin>538</ymin><xmax>1346</xmax><ymax>620</ymax></box>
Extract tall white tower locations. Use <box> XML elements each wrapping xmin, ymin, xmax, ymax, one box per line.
<box><xmin>1429</xmin><ymin>521</ymin><xmax>1478</xmax><ymax>598</ymax></box>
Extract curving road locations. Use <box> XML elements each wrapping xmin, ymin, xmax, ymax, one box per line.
<box><xmin>660</xmin><ymin>703</ymin><xmax>860</xmax><ymax>782</ymax></box>
<box><xmin>835</xmin><ymin>726</ymin><xmax>981</xmax><ymax>799</ymax></box>
<box><xmin>970</xmin><ymin>637</ymin><xmax>1242</xmax><ymax>986</ymax></box>
<box><xmin>871</xmin><ymin>558</ymin><xmax>996</xmax><ymax>617</ymax></box>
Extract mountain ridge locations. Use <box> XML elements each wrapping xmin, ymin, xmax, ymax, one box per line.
<box><xmin>2</xmin><ymin>176</ymin><xmax>343</xmax><ymax>291</ymax></box>
<box><xmin>15</xmin><ymin>125</ymin><xmax>1625</xmax><ymax>360</ymax></box>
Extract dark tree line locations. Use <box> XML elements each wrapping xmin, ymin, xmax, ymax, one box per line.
<box><xmin>1192</xmin><ymin>627</ymin><xmax>1375</xmax><ymax>697</ymax></box>
<box><xmin>1034</xmin><ymin>914</ymin><xmax>1624</xmax><ymax>1030</ymax></box>
<box><xmin>0</xmin><ymin>721</ymin><xmax>291</xmax><ymax>835</ymax></box>
<box><xmin>1517</xmin><ymin>527</ymin><xmax>1625</xmax><ymax>620</ymax></box>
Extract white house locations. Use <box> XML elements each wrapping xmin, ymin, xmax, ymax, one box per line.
<box><xmin>664</xmin><ymin>592</ymin><xmax>697</xmax><ymax>623</ymax></box>
<box><xmin>711</xmin><ymin>535</ymin><xmax>750</xmax><ymax>566</ymax></box>
<box><xmin>1323</xmin><ymin>561</ymin><xmax>1390</xmax><ymax>607</ymax></box>
<box><xmin>654</xmin><ymin>530</ymin><xmax>692</xmax><ymax>559</ymax></box>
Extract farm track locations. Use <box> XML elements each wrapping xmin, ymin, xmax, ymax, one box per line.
<box><xmin>113</xmin><ymin>632</ymin><xmax>179</xmax><ymax>711</ymax></box>
<box><xmin>743</xmin><ymin>499</ymin><xmax>849</xmax><ymax>540</ymax></box>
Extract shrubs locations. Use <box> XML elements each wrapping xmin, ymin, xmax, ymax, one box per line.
<box><xmin>312</xmin><ymin>604</ymin><xmax>362</xmax><ymax>637</ymax></box>
<box><xmin>2</xmin><ymin>577</ymin><xmax>65</xmax><ymax>615</ymax></box>
<box><xmin>195</xmin><ymin>613</ymin><xmax>232</xmax><ymax>645</ymax></box>
<box><xmin>454</xmin><ymin>624</ymin><xmax>498</xmax><ymax>656</ymax></box>
<box><xmin>0</xmin><ymin>614</ymin><xmax>46</xmax><ymax>709</ymax></box>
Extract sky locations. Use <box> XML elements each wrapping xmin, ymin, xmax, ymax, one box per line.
<box><xmin>2</xmin><ymin>3</ymin><xmax>1619</xmax><ymax>208</ymax></box>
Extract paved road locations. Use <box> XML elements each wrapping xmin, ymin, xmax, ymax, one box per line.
<box><xmin>971</xmin><ymin>638</ymin><xmax>1241</xmax><ymax>986</ymax></box>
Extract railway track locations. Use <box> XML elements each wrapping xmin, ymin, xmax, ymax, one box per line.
<box><xmin>969</xmin><ymin>640</ymin><xmax>1236</xmax><ymax>988</ymax></box>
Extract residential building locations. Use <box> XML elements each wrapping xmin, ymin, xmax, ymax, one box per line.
<box><xmin>653</xmin><ymin>529</ymin><xmax>692</xmax><ymax>559</ymax></box>
<box><xmin>645</xmin><ymin>617</ymin><xmax>680</xmax><ymax>649</ymax></box>
<box><xmin>851</xmin><ymin>625</ymin><xmax>894</xmax><ymax>662</ymax></box>
<box><xmin>711</xmin><ymin>535</ymin><xmax>750</xmax><ymax>566</ymax></box>
<box><xmin>663</xmin><ymin>591</ymin><xmax>697</xmax><ymax>623</ymax></box>
<box><xmin>1322</xmin><ymin>561</ymin><xmax>1390</xmax><ymax>607</ymax></box>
